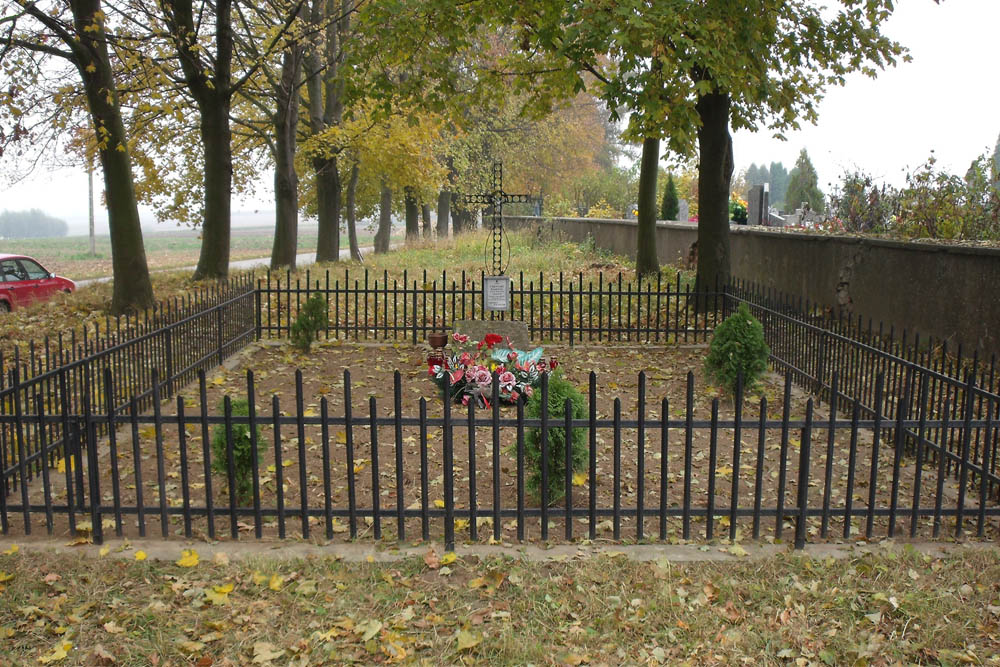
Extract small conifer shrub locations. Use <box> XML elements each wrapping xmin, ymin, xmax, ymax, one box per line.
<box><xmin>211</xmin><ymin>398</ymin><xmax>265</xmax><ymax>503</ymax></box>
<box><xmin>524</xmin><ymin>373</ymin><xmax>587</xmax><ymax>501</ymax></box>
<box><xmin>290</xmin><ymin>293</ymin><xmax>329</xmax><ymax>351</ymax></box>
<box><xmin>705</xmin><ymin>302</ymin><xmax>770</xmax><ymax>396</ymax></box>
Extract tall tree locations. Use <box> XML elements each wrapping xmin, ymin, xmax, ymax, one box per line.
<box><xmin>660</xmin><ymin>172</ymin><xmax>679</xmax><ymax>220</ymax></box>
<box><xmin>785</xmin><ymin>148</ymin><xmax>825</xmax><ymax>213</ymax></box>
<box><xmin>481</xmin><ymin>0</ymin><xmax>906</xmax><ymax>293</ymax></box>
<box><xmin>2</xmin><ymin>0</ymin><xmax>154</xmax><ymax>312</ymax></box>
<box><xmin>270</xmin><ymin>45</ymin><xmax>304</xmax><ymax>268</ymax></box>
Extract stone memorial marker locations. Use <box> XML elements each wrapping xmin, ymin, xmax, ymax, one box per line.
<box><xmin>678</xmin><ymin>199</ymin><xmax>690</xmax><ymax>222</ymax></box>
<box><xmin>452</xmin><ymin>319</ymin><xmax>531</xmax><ymax>350</ymax></box>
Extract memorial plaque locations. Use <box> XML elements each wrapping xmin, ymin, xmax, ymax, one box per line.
<box><xmin>483</xmin><ymin>275</ymin><xmax>511</xmax><ymax>311</ymax></box>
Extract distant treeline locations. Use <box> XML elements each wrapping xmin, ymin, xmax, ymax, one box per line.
<box><xmin>0</xmin><ymin>209</ymin><xmax>69</xmax><ymax>238</ymax></box>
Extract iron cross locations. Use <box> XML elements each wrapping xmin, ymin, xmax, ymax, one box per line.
<box><xmin>463</xmin><ymin>162</ymin><xmax>531</xmax><ymax>275</ymax></box>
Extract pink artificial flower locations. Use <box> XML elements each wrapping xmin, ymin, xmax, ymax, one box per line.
<box><xmin>459</xmin><ymin>352</ymin><xmax>474</xmax><ymax>367</ymax></box>
<box><xmin>449</xmin><ymin>369</ymin><xmax>464</xmax><ymax>385</ymax></box>
<box><xmin>507</xmin><ymin>351</ymin><xmax>518</xmax><ymax>361</ymax></box>
<box><xmin>498</xmin><ymin>371</ymin><xmax>516</xmax><ymax>391</ymax></box>
<box><xmin>461</xmin><ymin>395</ymin><xmax>470</xmax><ymax>406</ymax></box>
<box><xmin>524</xmin><ymin>385</ymin><xmax>534</xmax><ymax>398</ymax></box>
<box><xmin>510</xmin><ymin>390</ymin><xmax>520</xmax><ymax>402</ymax></box>
<box><xmin>453</xmin><ymin>333</ymin><xmax>470</xmax><ymax>343</ymax></box>
<box><xmin>474</xmin><ymin>367</ymin><xmax>492</xmax><ymax>387</ymax></box>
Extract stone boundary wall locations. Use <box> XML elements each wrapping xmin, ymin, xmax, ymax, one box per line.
<box><xmin>504</xmin><ymin>215</ymin><xmax>1000</xmax><ymax>359</ymax></box>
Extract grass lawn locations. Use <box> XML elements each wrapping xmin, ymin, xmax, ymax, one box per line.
<box><xmin>0</xmin><ymin>227</ymin><xmax>382</xmax><ymax>281</ymax></box>
<box><xmin>0</xmin><ymin>230</ymin><xmax>649</xmax><ymax>365</ymax></box>
<box><xmin>0</xmin><ymin>543</ymin><xmax>997</xmax><ymax>664</ymax></box>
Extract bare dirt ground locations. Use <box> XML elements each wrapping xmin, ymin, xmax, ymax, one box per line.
<box><xmin>8</xmin><ymin>340</ymin><xmax>993</xmax><ymax>545</ymax></box>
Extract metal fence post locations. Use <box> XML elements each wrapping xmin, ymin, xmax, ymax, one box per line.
<box><xmin>255</xmin><ymin>282</ymin><xmax>263</xmax><ymax>341</ymax></box>
<box><xmin>794</xmin><ymin>400</ymin><xmax>814</xmax><ymax>550</ymax></box>
<box><xmin>164</xmin><ymin>327</ymin><xmax>174</xmax><ymax>396</ymax></box>
<box><xmin>216</xmin><ymin>305</ymin><xmax>224</xmax><ymax>366</ymax></box>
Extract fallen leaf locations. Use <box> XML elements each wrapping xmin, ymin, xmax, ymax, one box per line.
<box><xmin>268</xmin><ymin>574</ymin><xmax>284</xmax><ymax>591</ymax></box>
<box><xmin>252</xmin><ymin>642</ymin><xmax>285</xmax><ymax>663</ymax></box>
<box><xmin>177</xmin><ymin>640</ymin><xmax>205</xmax><ymax>655</ymax></box>
<box><xmin>90</xmin><ymin>644</ymin><xmax>116</xmax><ymax>665</ymax></box>
<box><xmin>2</xmin><ymin>544</ymin><xmax>18</xmax><ymax>555</ymax></box>
<box><xmin>38</xmin><ymin>641</ymin><xmax>72</xmax><ymax>664</ymax></box>
<box><xmin>355</xmin><ymin>619</ymin><xmax>383</xmax><ymax>642</ymax></box>
<box><xmin>456</xmin><ymin>629</ymin><xmax>481</xmax><ymax>651</ymax></box>
<box><xmin>423</xmin><ymin>550</ymin><xmax>440</xmax><ymax>570</ymax></box>
<box><xmin>176</xmin><ymin>549</ymin><xmax>199</xmax><ymax>567</ymax></box>
<box><xmin>440</xmin><ymin>552</ymin><xmax>457</xmax><ymax>566</ymax></box>
<box><xmin>102</xmin><ymin>621</ymin><xmax>125</xmax><ymax>634</ymax></box>
<box><xmin>134</xmin><ymin>551</ymin><xmax>147</xmax><ymax>561</ymax></box>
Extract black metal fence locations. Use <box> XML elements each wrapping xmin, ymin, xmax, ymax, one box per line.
<box><xmin>1</xmin><ymin>367</ymin><xmax>996</xmax><ymax>549</ymax></box>
<box><xmin>1</xmin><ymin>267</ymin><xmax>998</xmax><ymax>548</ymax></box>
<box><xmin>257</xmin><ymin>268</ymin><xmax>722</xmax><ymax>344</ymax></box>
<box><xmin>0</xmin><ymin>276</ymin><xmax>256</xmax><ymax>504</ymax></box>
<box><xmin>727</xmin><ymin>279</ymin><xmax>1000</xmax><ymax>504</ymax></box>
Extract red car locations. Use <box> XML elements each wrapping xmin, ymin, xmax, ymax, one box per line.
<box><xmin>0</xmin><ymin>254</ymin><xmax>76</xmax><ymax>311</ymax></box>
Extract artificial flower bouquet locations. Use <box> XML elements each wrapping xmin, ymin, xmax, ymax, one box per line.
<box><xmin>427</xmin><ymin>333</ymin><xmax>557</xmax><ymax>408</ymax></box>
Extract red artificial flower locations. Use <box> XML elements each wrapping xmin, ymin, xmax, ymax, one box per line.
<box><xmin>482</xmin><ymin>333</ymin><xmax>503</xmax><ymax>348</ymax></box>
<box><xmin>549</xmin><ymin>357</ymin><xmax>558</xmax><ymax>370</ymax></box>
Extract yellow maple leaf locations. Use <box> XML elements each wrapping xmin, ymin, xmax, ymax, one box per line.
<box><xmin>205</xmin><ymin>583</ymin><xmax>233</xmax><ymax>606</ymax></box>
<box><xmin>98</xmin><ymin>546</ymin><xmax>110</xmax><ymax>557</ymax></box>
<box><xmin>433</xmin><ymin>499</ymin><xmax>445</xmax><ymax>508</ymax></box>
<box><xmin>0</xmin><ymin>571</ymin><xmax>13</xmax><ymax>582</ymax></box>
<box><xmin>572</xmin><ymin>472</ymin><xmax>587</xmax><ymax>486</ymax></box>
<box><xmin>38</xmin><ymin>641</ymin><xmax>72</xmax><ymax>664</ymax></box>
<box><xmin>268</xmin><ymin>574</ymin><xmax>284</xmax><ymax>591</ymax></box>
<box><xmin>3</xmin><ymin>544</ymin><xmax>18</xmax><ymax>556</ymax></box>
<box><xmin>440</xmin><ymin>552</ymin><xmax>457</xmax><ymax>566</ymax></box>
<box><xmin>251</xmin><ymin>570</ymin><xmax>268</xmax><ymax>586</ymax></box>
<box><xmin>134</xmin><ymin>551</ymin><xmax>147</xmax><ymax>561</ymax></box>
<box><xmin>175</xmin><ymin>549</ymin><xmax>199</xmax><ymax>567</ymax></box>
<box><xmin>84</xmin><ymin>63</ymin><xmax>96</xmax><ymax>73</ymax></box>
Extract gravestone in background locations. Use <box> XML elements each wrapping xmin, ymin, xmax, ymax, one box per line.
<box><xmin>678</xmin><ymin>199</ymin><xmax>690</xmax><ymax>222</ymax></box>
<box><xmin>747</xmin><ymin>184</ymin><xmax>770</xmax><ymax>226</ymax></box>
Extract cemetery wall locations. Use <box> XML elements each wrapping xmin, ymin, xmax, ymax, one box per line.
<box><xmin>504</xmin><ymin>215</ymin><xmax>1000</xmax><ymax>358</ymax></box>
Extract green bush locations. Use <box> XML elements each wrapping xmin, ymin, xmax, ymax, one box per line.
<box><xmin>290</xmin><ymin>293</ymin><xmax>329</xmax><ymax>351</ymax></box>
<box><xmin>524</xmin><ymin>373</ymin><xmax>587</xmax><ymax>501</ymax></box>
<box><xmin>211</xmin><ymin>398</ymin><xmax>264</xmax><ymax>503</ymax></box>
<box><xmin>705</xmin><ymin>302</ymin><xmax>770</xmax><ymax>396</ymax></box>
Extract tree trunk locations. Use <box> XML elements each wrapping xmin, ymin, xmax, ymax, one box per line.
<box><xmin>162</xmin><ymin>0</ymin><xmax>235</xmax><ymax>281</ymax></box>
<box><xmin>421</xmin><ymin>203</ymin><xmax>431</xmax><ymax>238</ymax></box>
<box><xmin>73</xmin><ymin>0</ymin><xmax>153</xmax><ymax>312</ymax></box>
<box><xmin>346</xmin><ymin>163</ymin><xmax>362</xmax><ymax>261</ymax></box>
<box><xmin>436</xmin><ymin>188</ymin><xmax>450</xmax><ymax>238</ymax></box>
<box><xmin>270</xmin><ymin>48</ymin><xmax>301</xmax><ymax>269</ymax></box>
<box><xmin>404</xmin><ymin>187</ymin><xmax>419</xmax><ymax>242</ymax></box>
<box><xmin>695</xmin><ymin>91</ymin><xmax>734</xmax><ymax>303</ymax></box>
<box><xmin>314</xmin><ymin>156</ymin><xmax>341</xmax><ymax>262</ymax></box>
<box><xmin>195</xmin><ymin>103</ymin><xmax>233</xmax><ymax>279</ymax></box>
<box><xmin>375</xmin><ymin>182</ymin><xmax>392</xmax><ymax>253</ymax></box>
<box><xmin>635</xmin><ymin>136</ymin><xmax>660</xmax><ymax>276</ymax></box>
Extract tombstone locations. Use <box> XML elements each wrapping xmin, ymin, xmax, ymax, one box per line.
<box><xmin>453</xmin><ymin>319</ymin><xmax>532</xmax><ymax>350</ymax></box>
<box><xmin>678</xmin><ymin>199</ymin><xmax>690</xmax><ymax>222</ymax></box>
<box><xmin>747</xmin><ymin>184</ymin><xmax>769</xmax><ymax>226</ymax></box>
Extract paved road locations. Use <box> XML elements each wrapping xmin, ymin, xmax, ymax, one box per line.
<box><xmin>76</xmin><ymin>246</ymin><xmax>373</xmax><ymax>288</ymax></box>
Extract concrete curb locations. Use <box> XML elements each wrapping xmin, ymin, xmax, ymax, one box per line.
<box><xmin>2</xmin><ymin>536</ymin><xmax>993</xmax><ymax>564</ymax></box>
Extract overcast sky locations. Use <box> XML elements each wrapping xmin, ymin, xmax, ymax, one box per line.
<box><xmin>731</xmin><ymin>0</ymin><xmax>1000</xmax><ymax>191</ymax></box>
<box><xmin>2</xmin><ymin>0</ymin><xmax>998</xmax><ymax>235</ymax></box>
